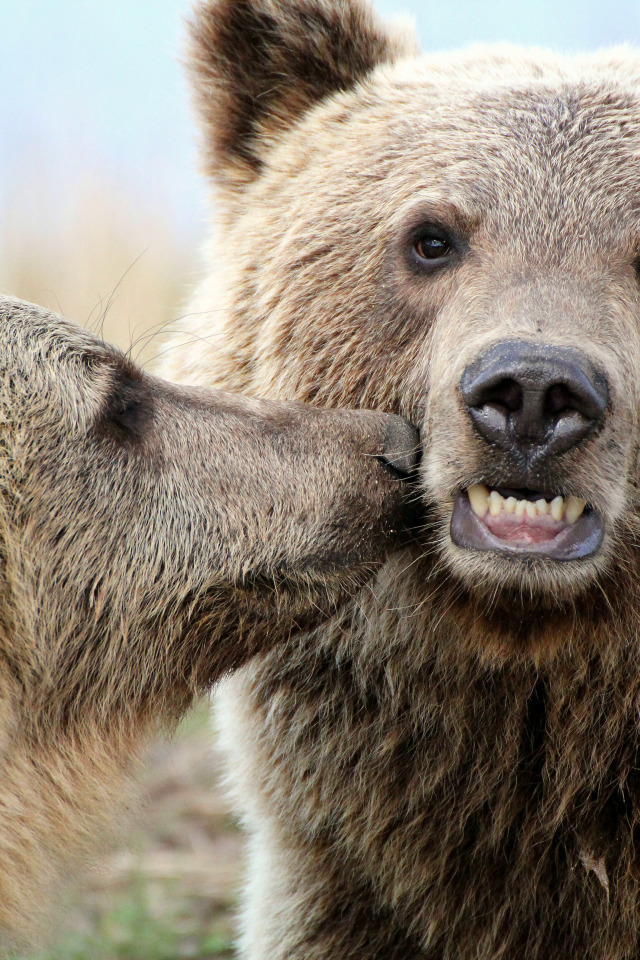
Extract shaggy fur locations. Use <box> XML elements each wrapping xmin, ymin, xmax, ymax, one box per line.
<box><xmin>185</xmin><ymin>0</ymin><xmax>416</xmax><ymax>200</ymax></box>
<box><xmin>0</xmin><ymin>296</ymin><xmax>414</xmax><ymax>952</ymax></box>
<box><xmin>158</xmin><ymin>1</ymin><xmax>640</xmax><ymax>957</ymax></box>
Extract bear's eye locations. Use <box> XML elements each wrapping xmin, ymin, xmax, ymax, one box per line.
<box><xmin>414</xmin><ymin>230</ymin><xmax>452</xmax><ymax>263</ymax></box>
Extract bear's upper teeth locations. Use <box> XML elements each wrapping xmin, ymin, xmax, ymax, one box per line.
<box><xmin>467</xmin><ymin>485</ymin><xmax>586</xmax><ymax>524</ymax></box>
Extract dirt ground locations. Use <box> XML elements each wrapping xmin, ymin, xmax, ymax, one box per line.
<box><xmin>22</xmin><ymin>701</ymin><xmax>243</xmax><ymax>960</ymax></box>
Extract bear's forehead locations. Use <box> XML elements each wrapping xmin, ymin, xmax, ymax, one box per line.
<box><xmin>386</xmin><ymin>79</ymin><xmax>640</xmax><ymax>231</ymax></box>
<box><xmin>272</xmin><ymin>52</ymin><xmax>640</xmax><ymax>254</ymax></box>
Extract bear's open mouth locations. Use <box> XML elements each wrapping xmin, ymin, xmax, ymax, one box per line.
<box><xmin>450</xmin><ymin>485</ymin><xmax>604</xmax><ymax>560</ymax></box>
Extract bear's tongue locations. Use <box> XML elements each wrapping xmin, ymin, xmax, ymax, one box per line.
<box><xmin>483</xmin><ymin>513</ymin><xmax>568</xmax><ymax>545</ymax></box>
<box><xmin>467</xmin><ymin>484</ymin><xmax>586</xmax><ymax>545</ymax></box>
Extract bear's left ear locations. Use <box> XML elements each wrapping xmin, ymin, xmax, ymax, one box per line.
<box><xmin>186</xmin><ymin>0</ymin><xmax>418</xmax><ymax>196</ymax></box>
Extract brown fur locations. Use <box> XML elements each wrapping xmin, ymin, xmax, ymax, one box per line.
<box><xmin>0</xmin><ymin>295</ymin><xmax>414</xmax><ymax>952</ymax></box>
<box><xmin>160</xmin><ymin>2</ymin><xmax>640</xmax><ymax>957</ymax></box>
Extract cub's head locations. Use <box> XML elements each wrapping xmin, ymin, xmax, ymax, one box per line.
<box><xmin>177</xmin><ymin>0</ymin><xmax>640</xmax><ymax>636</ymax></box>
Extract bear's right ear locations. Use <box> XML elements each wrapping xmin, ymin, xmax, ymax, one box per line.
<box><xmin>186</xmin><ymin>0</ymin><xmax>417</xmax><ymax>195</ymax></box>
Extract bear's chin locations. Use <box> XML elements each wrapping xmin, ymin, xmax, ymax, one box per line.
<box><xmin>430</xmin><ymin>512</ymin><xmax>612</xmax><ymax>626</ymax></box>
<box><xmin>412</xmin><ymin>554</ymin><xmax>611</xmax><ymax>663</ymax></box>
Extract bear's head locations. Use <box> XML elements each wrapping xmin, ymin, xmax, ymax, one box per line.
<box><xmin>175</xmin><ymin>0</ymin><xmax>640</xmax><ymax>644</ymax></box>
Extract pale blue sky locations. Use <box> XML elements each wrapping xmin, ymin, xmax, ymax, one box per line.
<box><xmin>2</xmin><ymin>0</ymin><xmax>640</xmax><ymax>239</ymax></box>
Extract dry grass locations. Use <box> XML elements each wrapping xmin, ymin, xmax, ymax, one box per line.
<box><xmin>1</xmin><ymin>178</ymin><xmax>242</xmax><ymax>958</ymax></box>
<box><xmin>0</xmin><ymin>174</ymin><xmax>196</xmax><ymax>365</ymax></box>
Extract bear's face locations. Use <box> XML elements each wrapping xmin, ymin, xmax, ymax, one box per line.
<box><xmin>183</xmin><ymin>1</ymin><xmax>640</xmax><ymax>613</ymax></box>
<box><xmin>0</xmin><ymin>297</ymin><xmax>416</xmax><ymax>724</ymax></box>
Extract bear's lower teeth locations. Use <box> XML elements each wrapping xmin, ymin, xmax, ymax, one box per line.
<box><xmin>467</xmin><ymin>485</ymin><xmax>586</xmax><ymax>524</ymax></box>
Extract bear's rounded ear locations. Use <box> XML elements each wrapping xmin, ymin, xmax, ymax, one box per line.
<box><xmin>186</xmin><ymin>0</ymin><xmax>418</xmax><ymax>197</ymax></box>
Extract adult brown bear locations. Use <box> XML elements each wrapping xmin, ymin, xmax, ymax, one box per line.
<box><xmin>0</xmin><ymin>295</ymin><xmax>416</xmax><ymax>951</ymax></box>
<box><xmin>161</xmin><ymin>1</ymin><xmax>640</xmax><ymax>957</ymax></box>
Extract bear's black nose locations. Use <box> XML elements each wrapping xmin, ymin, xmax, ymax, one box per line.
<box><xmin>379</xmin><ymin>417</ymin><xmax>420</xmax><ymax>478</ymax></box>
<box><xmin>460</xmin><ymin>341</ymin><xmax>608</xmax><ymax>462</ymax></box>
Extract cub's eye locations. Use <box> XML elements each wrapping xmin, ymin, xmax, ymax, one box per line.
<box><xmin>414</xmin><ymin>231</ymin><xmax>452</xmax><ymax>262</ymax></box>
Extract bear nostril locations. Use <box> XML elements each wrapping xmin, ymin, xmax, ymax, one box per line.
<box><xmin>543</xmin><ymin>376</ymin><xmax>607</xmax><ymax>423</ymax></box>
<box><xmin>482</xmin><ymin>378</ymin><xmax>523</xmax><ymax>414</ymax></box>
<box><xmin>460</xmin><ymin>341</ymin><xmax>609</xmax><ymax>460</ymax></box>
<box><xmin>545</xmin><ymin>382</ymin><xmax>575</xmax><ymax>417</ymax></box>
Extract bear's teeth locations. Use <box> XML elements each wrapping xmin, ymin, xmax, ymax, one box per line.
<box><xmin>550</xmin><ymin>496</ymin><xmax>564</xmax><ymax>521</ymax></box>
<box><xmin>466</xmin><ymin>485</ymin><xmax>586</xmax><ymax>524</ymax></box>
<box><xmin>468</xmin><ymin>484</ymin><xmax>490</xmax><ymax>516</ymax></box>
<box><xmin>565</xmin><ymin>495</ymin><xmax>586</xmax><ymax>523</ymax></box>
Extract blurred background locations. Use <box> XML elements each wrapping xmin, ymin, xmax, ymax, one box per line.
<box><xmin>3</xmin><ymin>0</ymin><xmax>640</xmax><ymax>358</ymax></box>
<box><xmin>2</xmin><ymin>1</ymin><xmax>640</xmax><ymax>957</ymax></box>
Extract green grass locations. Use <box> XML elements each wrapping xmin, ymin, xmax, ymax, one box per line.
<box><xmin>18</xmin><ymin>882</ymin><xmax>234</xmax><ymax>960</ymax></box>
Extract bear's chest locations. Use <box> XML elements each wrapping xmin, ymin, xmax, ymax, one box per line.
<box><xmin>247</xmin><ymin>608</ymin><xmax>640</xmax><ymax>958</ymax></box>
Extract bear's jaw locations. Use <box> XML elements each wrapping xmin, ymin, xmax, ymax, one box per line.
<box><xmin>450</xmin><ymin>485</ymin><xmax>604</xmax><ymax>560</ymax></box>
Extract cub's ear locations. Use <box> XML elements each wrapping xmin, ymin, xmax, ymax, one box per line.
<box><xmin>186</xmin><ymin>0</ymin><xmax>417</xmax><ymax>194</ymax></box>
